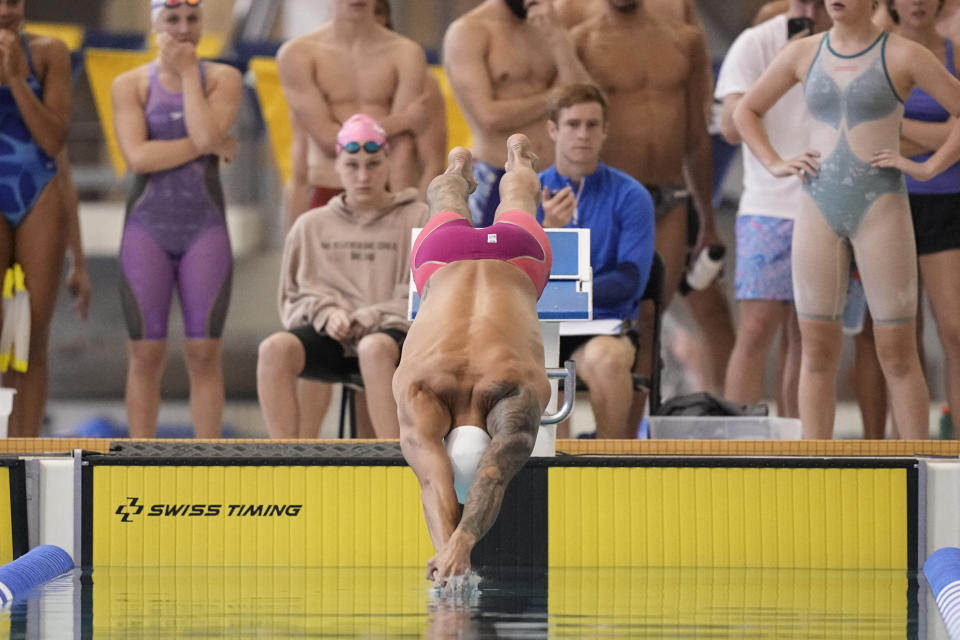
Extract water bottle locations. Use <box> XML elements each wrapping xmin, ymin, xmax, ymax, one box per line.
<box><xmin>681</xmin><ymin>245</ymin><xmax>725</xmax><ymax>293</ymax></box>
<box><xmin>0</xmin><ymin>267</ymin><xmax>15</xmax><ymax>373</ymax></box>
<box><xmin>11</xmin><ymin>264</ymin><xmax>29</xmax><ymax>373</ymax></box>
<box><xmin>940</xmin><ymin>406</ymin><xmax>954</xmax><ymax>440</ymax></box>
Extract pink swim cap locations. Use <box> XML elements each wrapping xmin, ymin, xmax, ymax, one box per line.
<box><xmin>336</xmin><ymin>114</ymin><xmax>389</xmax><ymax>155</ymax></box>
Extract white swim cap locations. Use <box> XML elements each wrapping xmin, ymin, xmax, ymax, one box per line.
<box><xmin>151</xmin><ymin>0</ymin><xmax>202</xmax><ymax>24</ymax></box>
<box><xmin>444</xmin><ymin>426</ymin><xmax>491</xmax><ymax>504</ymax></box>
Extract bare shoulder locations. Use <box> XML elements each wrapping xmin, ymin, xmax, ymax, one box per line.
<box><xmin>111</xmin><ymin>64</ymin><xmax>150</xmax><ymax>96</ymax></box>
<box><xmin>385</xmin><ymin>29</ymin><xmax>426</xmax><ymax>61</ymax></box>
<box><xmin>443</xmin><ymin>10</ymin><xmax>492</xmax><ymax>56</ymax></box>
<box><xmin>673</xmin><ymin>20</ymin><xmax>707</xmax><ymax>50</ymax></box>
<box><xmin>445</xmin><ymin>9</ymin><xmax>492</xmax><ymax>42</ymax></box>
<box><xmin>277</xmin><ymin>26</ymin><xmax>333</xmax><ymax>67</ymax></box>
<box><xmin>555</xmin><ymin>0</ymin><xmax>601</xmax><ymax>28</ymax></box>
<box><xmin>24</xmin><ymin>32</ymin><xmax>69</xmax><ymax>58</ymax></box>
<box><xmin>883</xmin><ymin>31</ymin><xmax>934</xmax><ymax>67</ymax></box>
<box><xmin>23</xmin><ymin>32</ymin><xmax>69</xmax><ymax>76</ymax></box>
<box><xmin>779</xmin><ymin>33</ymin><xmax>824</xmax><ymax>77</ymax></box>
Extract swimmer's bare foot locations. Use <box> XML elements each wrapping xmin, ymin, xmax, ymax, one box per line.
<box><xmin>426</xmin><ymin>147</ymin><xmax>476</xmax><ymax>219</ymax></box>
<box><xmin>505</xmin><ymin>134</ymin><xmax>538</xmax><ymax>173</ymax></box>
<box><xmin>445</xmin><ymin>146</ymin><xmax>477</xmax><ymax>195</ymax></box>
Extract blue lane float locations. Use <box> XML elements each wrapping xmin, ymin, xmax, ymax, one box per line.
<box><xmin>924</xmin><ymin>547</ymin><xmax>960</xmax><ymax>639</ymax></box>
<box><xmin>0</xmin><ymin>545</ymin><xmax>74</xmax><ymax>605</ymax></box>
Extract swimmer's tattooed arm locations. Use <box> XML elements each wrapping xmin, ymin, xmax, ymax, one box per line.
<box><xmin>455</xmin><ymin>387</ymin><xmax>538</xmax><ymax>544</ymax></box>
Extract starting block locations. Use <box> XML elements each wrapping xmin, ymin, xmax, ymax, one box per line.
<box><xmin>408</xmin><ymin>228</ymin><xmax>593</xmax><ymax>456</ymax></box>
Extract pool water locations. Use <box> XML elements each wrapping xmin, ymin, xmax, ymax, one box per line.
<box><xmin>0</xmin><ymin>567</ymin><xmax>928</xmax><ymax>638</ymax></box>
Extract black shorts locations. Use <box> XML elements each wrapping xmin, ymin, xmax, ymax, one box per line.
<box><xmin>558</xmin><ymin>328</ymin><xmax>640</xmax><ymax>370</ymax></box>
<box><xmin>289</xmin><ymin>325</ymin><xmax>406</xmax><ymax>382</ymax></box>
<box><xmin>910</xmin><ymin>192</ymin><xmax>960</xmax><ymax>256</ymax></box>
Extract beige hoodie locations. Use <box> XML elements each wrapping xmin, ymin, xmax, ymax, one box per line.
<box><xmin>278</xmin><ymin>188</ymin><xmax>430</xmax><ymax>348</ymax></box>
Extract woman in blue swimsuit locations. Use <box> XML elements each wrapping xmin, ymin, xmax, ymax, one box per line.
<box><xmin>736</xmin><ymin>0</ymin><xmax>960</xmax><ymax>439</ymax></box>
<box><xmin>0</xmin><ymin>0</ymin><xmax>73</xmax><ymax>436</ymax></box>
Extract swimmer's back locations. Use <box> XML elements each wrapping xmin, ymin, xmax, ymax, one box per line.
<box><xmin>407</xmin><ymin>260</ymin><xmax>543</xmax><ymax>366</ymax></box>
<box><xmin>397</xmin><ymin>261</ymin><xmax>548</xmax><ymax>422</ymax></box>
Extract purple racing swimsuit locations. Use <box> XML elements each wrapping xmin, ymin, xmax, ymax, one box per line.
<box><xmin>119</xmin><ymin>62</ymin><xmax>232</xmax><ymax>340</ymax></box>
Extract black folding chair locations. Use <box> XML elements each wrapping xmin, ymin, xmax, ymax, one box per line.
<box><xmin>632</xmin><ymin>251</ymin><xmax>665</xmax><ymax>415</ymax></box>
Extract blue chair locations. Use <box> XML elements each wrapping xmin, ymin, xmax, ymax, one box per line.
<box><xmin>81</xmin><ymin>30</ymin><xmax>147</xmax><ymax>50</ymax></box>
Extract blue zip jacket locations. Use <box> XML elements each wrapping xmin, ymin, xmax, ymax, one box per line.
<box><xmin>537</xmin><ymin>163</ymin><xmax>655</xmax><ymax>320</ymax></box>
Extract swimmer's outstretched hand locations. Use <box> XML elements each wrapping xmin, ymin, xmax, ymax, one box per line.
<box><xmin>769</xmin><ymin>149</ymin><xmax>820</xmax><ymax>183</ymax></box>
<box><xmin>428</xmin><ymin>571</ymin><xmax>481</xmax><ymax>608</ymax></box>
<box><xmin>872</xmin><ymin>149</ymin><xmax>927</xmax><ymax>180</ymax></box>
<box><xmin>426</xmin><ymin>531</ymin><xmax>474</xmax><ymax>585</ymax></box>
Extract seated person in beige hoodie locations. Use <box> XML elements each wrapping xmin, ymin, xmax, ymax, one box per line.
<box><xmin>258</xmin><ymin>114</ymin><xmax>430</xmax><ymax>439</ymax></box>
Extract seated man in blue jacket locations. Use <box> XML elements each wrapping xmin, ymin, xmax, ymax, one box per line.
<box><xmin>538</xmin><ymin>83</ymin><xmax>655</xmax><ymax>438</ymax></box>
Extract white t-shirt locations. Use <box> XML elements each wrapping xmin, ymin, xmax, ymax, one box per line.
<box><xmin>715</xmin><ymin>15</ymin><xmax>811</xmax><ymax>220</ymax></box>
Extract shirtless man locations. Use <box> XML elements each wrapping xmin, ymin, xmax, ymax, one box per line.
<box><xmin>374</xmin><ymin>0</ymin><xmax>446</xmax><ymax>197</ymax></box>
<box><xmin>278</xmin><ymin>0</ymin><xmax>428</xmax><ymax>216</ymax></box>
<box><xmin>569</xmin><ymin>0</ymin><xmax>731</xmax><ymax>422</ymax></box>
<box><xmin>443</xmin><ymin>0</ymin><xmax>591</xmax><ymax>227</ymax></box>
<box><xmin>395</xmin><ymin>135</ymin><xmax>551</xmax><ymax>585</ymax></box>
<box><xmin>572</xmin><ymin>0</ymin><xmax>722</xmax><ymax>307</ymax></box>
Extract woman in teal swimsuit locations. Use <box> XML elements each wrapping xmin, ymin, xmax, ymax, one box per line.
<box><xmin>735</xmin><ymin>0</ymin><xmax>960</xmax><ymax>439</ymax></box>
<box><xmin>0</xmin><ymin>0</ymin><xmax>73</xmax><ymax>436</ymax></box>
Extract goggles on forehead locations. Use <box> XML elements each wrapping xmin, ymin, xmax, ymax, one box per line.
<box><xmin>152</xmin><ymin>0</ymin><xmax>202</xmax><ymax>9</ymax></box>
<box><xmin>339</xmin><ymin>141</ymin><xmax>385</xmax><ymax>154</ymax></box>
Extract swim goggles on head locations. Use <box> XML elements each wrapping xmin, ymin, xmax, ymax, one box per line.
<box><xmin>338</xmin><ymin>141</ymin><xmax>385</xmax><ymax>154</ymax></box>
<box><xmin>152</xmin><ymin>0</ymin><xmax>202</xmax><ymax>9</ymax></box>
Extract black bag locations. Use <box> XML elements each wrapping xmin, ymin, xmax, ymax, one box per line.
<box><xmin>653</xmin><ymin>391</ymin><xmax>768</xmax><ymax>417</ymax></box>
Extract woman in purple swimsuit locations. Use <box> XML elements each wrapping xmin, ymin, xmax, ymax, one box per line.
<box><xmin>0</xmin><ymin>0</ymin><xmax>72</xmax><ymax>436</ymax></box>
<box><xmin>112</xmin><ymin>0</ymin><xmax>242</xmax><ymax>437</ymax></box>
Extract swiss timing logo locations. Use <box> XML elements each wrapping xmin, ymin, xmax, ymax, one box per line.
<box><xmin>113</xmin><ymin>498</ymin><xmax>303</xmax><ymax>522</ymax></box>
<box><xmin>115</xmin><ymin>497</ymin><xmax>144</xmax><ymax>523</ymax></box>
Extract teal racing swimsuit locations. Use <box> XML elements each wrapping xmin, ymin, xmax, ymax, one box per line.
<box><xmin>794</xmin><ymin>31</ymin><xmax>916</xmax><ymax>325</ymax></box>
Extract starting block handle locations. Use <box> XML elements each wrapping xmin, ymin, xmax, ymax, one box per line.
<box><xmin>541</xmin><ymin>360</ymin><xmax>576</xmax><ymax>425</ymax></box>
